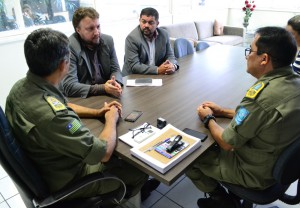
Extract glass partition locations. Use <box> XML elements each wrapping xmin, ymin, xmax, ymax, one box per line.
<box><xmin>0</xmin><ymin>0</ymin><xmax>80</xmax><ymax>33</ymax></box>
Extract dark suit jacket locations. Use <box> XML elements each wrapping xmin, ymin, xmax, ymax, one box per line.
<box><xmin>62</xmin><ymin>33</ymin><xmax>123</xmax><ymax>98</ymax></box>
<box><xmin>122</xmin><ymin>26</ymin><xmax>177</xmax><ymax>76</ymax></box>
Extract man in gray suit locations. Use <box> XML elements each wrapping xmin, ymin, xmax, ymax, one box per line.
<box><xmin>62</xmin><ymin>7</ymin><xmax>123</xmax><ymax>98</ymax></box>
<box><xmin>122</xmin><ymin>7</ymin><xmax>178</xmax><ymax>76</ymax></box>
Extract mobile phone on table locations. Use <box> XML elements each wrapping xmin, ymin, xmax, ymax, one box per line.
<box><xmin>183</xmin><ymin>128</ymin><xmax>208</xmax><ymax>142</ymax></box>
<box><xmin>135</xmin><ymin>78</ymin><xmax>152</xmax><ymax>84</ymax></box>
<box><xmin>124</xmin><ymin>110</ymin><xmax>143</xmax><ymax>122</ymax></box>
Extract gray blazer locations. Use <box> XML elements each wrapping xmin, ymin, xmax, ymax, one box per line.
<box><xmin>122</xmin><ymin>26</ymin><xmax>177</xmax><ymax>76</ymax></box>
<box><xmin>62</xmin><ymin>33</ymin><xmax>123</xmax><ymax>98</ymax></box>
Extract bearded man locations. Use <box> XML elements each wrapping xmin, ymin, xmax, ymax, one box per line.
<box><xmin>122</xmin><ymin>7</ymin><xmax>178</xmax><ymax>76</ymax></box>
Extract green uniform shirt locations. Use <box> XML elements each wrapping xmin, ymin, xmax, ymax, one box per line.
<box><xmin>222</xmin><ymin>66</ymin><xmax>300</xmax><ymax>189</ymax></box>
<box><xmin>5</xmin><ymin>71</ymin><xmax>107</xmax><ymax>192</ymax></box>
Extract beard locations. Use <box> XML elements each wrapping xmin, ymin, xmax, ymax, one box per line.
<box><xmin>81</xmin><ymin>36</ymin><xmax>100</xmax><ymax>49</ymax></box>
<box><xmin>142</xmin><ymin>28</ymin><xmax>153</xmax><ymax>38</ymax></box>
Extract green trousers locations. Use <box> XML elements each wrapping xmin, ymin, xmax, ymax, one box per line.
<box><xmin>185</xmin><ymin>145</ymin><xmax>222</xmax><ymax>193</ymax></box>
<box><xmin>185</xmin><ymin>144</ymin><xmax>274</xmax><ymax>193</ymax></box>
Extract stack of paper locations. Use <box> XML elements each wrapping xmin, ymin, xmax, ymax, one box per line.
<box><xmin>130</xmin><ymin>124</ymin><xmax>202</xmax><ymax>174</ymax></box>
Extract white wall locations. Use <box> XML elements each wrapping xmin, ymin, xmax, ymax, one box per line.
<box><xmin>0</xmin><ymin>23</ymin><xmax>74</xmax><ymax>110</ymax></box>
<box><xmin>227</xmin><ymin>8</ymin><xmax>300</xmax><ymax>31</ymax></box>
<box><xmin>0</xmin><ymin>38</ymin><xmax>27</xmax><ymax>110</ymax></box>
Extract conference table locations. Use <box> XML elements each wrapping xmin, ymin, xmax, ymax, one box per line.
<box><xmin>68</xmin><ymin>45</ymin><xmax>256</xmax><ymax>186</ymax></box>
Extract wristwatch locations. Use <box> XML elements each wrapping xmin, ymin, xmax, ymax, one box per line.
<box><xmin>203</xmin><ymin>114</ymin><xmax>216</xmax><ymax>129</ymax></box>
<box><xmin>174</xmin><ymin>64</ymin><xmax>179</xmax><ymax>71</ymax></box>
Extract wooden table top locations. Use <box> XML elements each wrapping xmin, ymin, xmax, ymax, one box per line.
<box><xmin>69</xmin><ymin>45</ymin><xmax>256</xmax><ymax>185</ymax></box>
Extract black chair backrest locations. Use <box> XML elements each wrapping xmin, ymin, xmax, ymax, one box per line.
<box><xmin>273</xmin><ymin>136</ymin><xmax>300</xmax><ymax>205</ymax></box>
<box><xmin>272</xmin><ymin>136</ymin><xmax>300</xmax><ymax>204</ymax></box>
<box><xmin>273</xmin><ymin>137</ymin><xmax>300</xmax><ymax>185</ymax></box>
<box><xmin>0</xmin><ymin>106</ymin><xmax>49</xmax><ymax>199</ymax></box>
<box><xmin>174</xmin><ymin>38</ymin><xmax>194</xmax><ymax>58</ymax></box>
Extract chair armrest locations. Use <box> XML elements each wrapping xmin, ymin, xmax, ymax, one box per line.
<box><xmin>223</xmin><ymin>26</ymin><xmax>244</xmax><ymax>37</ymax></box>
<box><xmin>33</xmin><ymin>172</ymin><xmax>126</xmax><ymax>207</ymax></box>
<box><xmin>279</xmin><ymin>179</ymin><xmax>300</xmax><ymax>205</ymax></box>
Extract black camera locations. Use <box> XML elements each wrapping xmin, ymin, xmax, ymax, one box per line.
<box><xmin>157</xmin><ymin>117</ymin><xmax>167</xmax><ymax>129</ymax></box>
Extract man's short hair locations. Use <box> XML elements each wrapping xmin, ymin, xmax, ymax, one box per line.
<box><xmin>72</xmin><ymin>7</ymin><xmax>99</xmax><ymax>31</ymax></box>
<box><xmin>24</xmin><ymin>28</ymin><xmax>70</xmax><ymax>76</ymax></box>
<box><xmin>255</xmin><ymin>26</ymin><xmax>297</xmax><ymax>69</ymax></box>
<box><xmin>288</xmin><ymin>15</ymin><xmax>300</xmax><ymax>34</ymax></box>
<box><xmin>140</xmin><ymin>7</ymin><xmax>159</xmax><ymax>21</ymax></box>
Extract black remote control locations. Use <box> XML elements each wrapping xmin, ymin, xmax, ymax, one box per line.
<box><xmin>166</xmin><ymin>135</ymin><xmax>182</xmax><ymax>153</ymax></box>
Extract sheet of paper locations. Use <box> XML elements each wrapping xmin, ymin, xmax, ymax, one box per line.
<box><xmin>126</xmin><ymin>79</ymin><xmax>162</xmax><ymax>86</ymax></box>
<box><xmin>119</xmin><ymin>123</ymin><xmax>160</xmax><ymax>147</ymax></box>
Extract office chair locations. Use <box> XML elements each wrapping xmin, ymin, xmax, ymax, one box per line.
<box><xmin>174</xmin><ymin>38</ymin><xmax>194</xmax><ymax>58</ymax></box>
<box><xmin>0</xmin><ymin>106</ymin><xmax>126</xmax><ymax>208</ymax></box>
<box><xmin>195</xmin><ymin>42</ymin><xmax>210</xmax><ymax>51</ymax></box>
<box><xmin>221</xmin><ymin>137</ymin><xmax>300</xmax><ymax>208</ymax></box>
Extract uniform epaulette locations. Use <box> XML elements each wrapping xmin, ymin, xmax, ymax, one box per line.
<box><xmin>245</xmin><ymin>81</ymin><xmax>265</xmax><ymax>99</ymax></box>
<box><xmin>45</xmin><ymin>95</ymin><xmax>67</xmax><ymax>113</ymax></box>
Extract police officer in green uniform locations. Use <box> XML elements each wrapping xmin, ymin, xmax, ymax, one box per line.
<box><xmin>5</xmin><ymin>28</ymin><xmax>148</xmax><ymax>202</ymax></box>
<box><xmin>186</xmin><ymin>26</ymin><xmax>300</xmax><ymax>208</ymax></box>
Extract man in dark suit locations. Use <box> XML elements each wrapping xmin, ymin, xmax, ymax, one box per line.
<box><xmin>62</xmin><ymin>7</ymin><xmax>123</xmax><ymax>98</ymax></box>
<box><xmin>122</xmin><ymin>7</ymin><xmax>178</xmax><ymax>76</ymax></box>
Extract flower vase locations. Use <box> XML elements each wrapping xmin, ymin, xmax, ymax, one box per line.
<box><xmin>243</xmin><ymin>22</ymin><xmax>249</xmax><ymax>28</ymax></box>
<box><xmin>243</xmin><ymin>17</ymin><xmax>249</xmax><ymax>31</ymax></box>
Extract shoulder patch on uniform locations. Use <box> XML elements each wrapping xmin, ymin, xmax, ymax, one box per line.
<box><xmin>234</xmin><ymin>106</ymin><xmax>249</xmax><ymax>126</ymax></box>
<box><xmin>245</xmin><ymin>82</ymin><xmax>265</xmax><ymax>99</ymax></box>
<box><xmin>46</xmin><ymin>96</ymin><xmax>67</xmax><ymax>112</ymax></box>
<box><xmin>66</xmin><ymin>119</ymin><xmax>82</xmax><ymax>134</ymax></box>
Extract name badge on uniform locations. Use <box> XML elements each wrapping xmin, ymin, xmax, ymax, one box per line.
<box><xmin>46</xmin><ymin>96</ymin><xmax>67</xmax><ymax>112</ymax></box>
<box><xmin>235</xmin><ymin>106</ymin><xmax>249</xmax><ymax>126</ymax></box>
<box><xmin>245</xmin><ymin>82</ymin><xmax>265</xmax><ymax>99</ymax></box>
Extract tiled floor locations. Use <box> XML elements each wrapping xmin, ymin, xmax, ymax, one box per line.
<box><xmin>0</xmin><ymin>164</ymin><xmax>298</xmax><ymax>208</ymax></box>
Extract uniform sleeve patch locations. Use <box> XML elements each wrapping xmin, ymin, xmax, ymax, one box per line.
<box><xmin>234</xmin><ymin>106</ymin><xmax>249</xmax><ymax>126</ymax></box>
<box><xmin>46</xmin><ymin>96</ymin><xmax>67</xmax><ymax>112</ymax></box>
<box><xmin>67</xmin><ymin>119</ymin><xmax>82</xmax><ymax>134</ymax></box>
<box><xmin>245</xmin><ymin>82</ymin><xmax>265</xmax><ymax>99</ymax></box>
